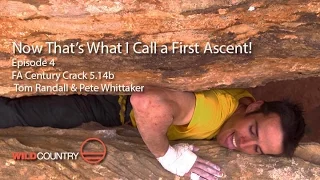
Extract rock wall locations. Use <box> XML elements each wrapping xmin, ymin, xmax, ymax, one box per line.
<box><xmin>0</xmin><ymin>124</ymin><xmax>319</xmax><ymax>180</ymax></box>
<box><xmin>0</xmin><ymin>0</ymin><xmax>319</xmax><ymax>179</ymax></box>
<box><xmin>0</xmin><ymin>0</ymin><xmax>319</xmax><ymax>97</ymax></box>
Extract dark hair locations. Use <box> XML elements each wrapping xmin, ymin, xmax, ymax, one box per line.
<box><xmin>251</xmin><ymin>100</ymin><xmax>306</xmax><ymax>157</ymax></box>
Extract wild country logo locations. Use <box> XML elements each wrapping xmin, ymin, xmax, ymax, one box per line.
<box><xmin>12</xmin><ymin>138</ymin><xmax>107</xmax><ymax>164</ymax></box>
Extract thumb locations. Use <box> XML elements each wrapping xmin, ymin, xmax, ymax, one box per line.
<box><xmin>173</xmin><ymin>143</ymin><xmax>199</xmax><ymax>152</ymax></box>
<box><xmin>192</xmin><ymin>146</ymin><xmax>200</xmax><ymax>152</ymax></box>
<box><xmin>187</xmin><ymin>144</ymin><xmax>199</xmax><ymax>152</ymax></box>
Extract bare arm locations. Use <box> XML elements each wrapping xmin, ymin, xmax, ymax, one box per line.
<box><xmin>130</xmin><ymin>86</ymin><xmax>223</xmax><ymax>179</ymax></box>
<box><xmin>130</xmin><ymin>86</ymin><xmax>193</xmax><ymax>157</ymax></box>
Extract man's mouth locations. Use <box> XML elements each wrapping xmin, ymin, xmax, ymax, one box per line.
<box><xmin>232</xmin><ymin>133</ymin><xmax>237</xmax><ymax>148</ymax></box>
<box><xmin>226</xmin><ymin>132</ymin><xmax>237</xmax><ymax>150</ymax></box>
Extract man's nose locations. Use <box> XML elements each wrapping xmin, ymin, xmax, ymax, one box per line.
<box><xmin>239</xmin><ymin>136</ymin><xmax>257</xmax><ymax>149</ymax></box>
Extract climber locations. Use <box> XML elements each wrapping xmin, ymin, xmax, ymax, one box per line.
<box><xmin>0</xmin><ymin>86</ymin><xmax>305</xmax><ymax>180</ymax></box>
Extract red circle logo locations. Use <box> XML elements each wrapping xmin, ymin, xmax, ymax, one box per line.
<box><xmin>80</xmin><ymin>138</ymin><xmax>107</xmax><ymax>164</ymax></box>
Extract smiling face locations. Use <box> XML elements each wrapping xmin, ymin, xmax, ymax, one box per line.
<box><xmin>216</xmin><ymin>101</ymin><xmax>284</xmax><ymax>155</ymax></box>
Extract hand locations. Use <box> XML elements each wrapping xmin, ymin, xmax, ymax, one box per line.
<box><xmin>157</xmin><ymin>143</ymin><xmax>197</xmax><ymax>176</ymax></box>
<box><xmin>187</xmin><ymin>157</ymin><xmax>224</xmax><ymax>180</ymax></box>
<box><xmin>157</xmin><ymin>143</ymin><xmax>223</xmax><ymax>179</ymax></box>
<box><xmin>185</xmin><ymin>146</ymin><xmax>223</xmax><ymax>180</ymax></box>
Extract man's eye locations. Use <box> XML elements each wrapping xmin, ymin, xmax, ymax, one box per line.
<box><xmin>255</xmin><ymin>145</ymin><xmax>259</xmax><ymax>154</ymax></box>
<box><xmin>250</xmin><ymin>125</ymin><xmax>255</xmax><ymax>135</ymax></box>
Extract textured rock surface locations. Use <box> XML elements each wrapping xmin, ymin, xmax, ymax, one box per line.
<box><xmin>0</xmin><ymin>0</ymin><xmax>320</xmax><ymax>97</ymax></box>
<box><xmin>0</xmin><ymin>1</ymin><xmax>319</xmax><ymax>179</ymax></box>
<box><xmin>0</xmin><ymin>123</ymin><xmax>319</xmax><ymax>180</ymax></box>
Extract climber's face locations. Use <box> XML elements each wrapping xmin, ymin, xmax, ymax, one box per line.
<box><xmin>216</xmin><ymin>101</ymin><xmax>284</xmax><ymax>155</ymax></box>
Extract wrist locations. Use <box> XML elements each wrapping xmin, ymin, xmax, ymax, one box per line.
<box><xmin>157</xmin><ymin>144</ymin><xmax>197</xmax><ymax>176</ymax></box>
<box><xmin>157</xmin><ymin>145</ymin><xmax>176</xmax><ymax>165</ymax></box>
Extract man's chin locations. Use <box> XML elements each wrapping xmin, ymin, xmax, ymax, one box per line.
<box><xmin>216</xmin><ymin>137</ymin><xmax>228</xmax><ymax>149</ymax></box>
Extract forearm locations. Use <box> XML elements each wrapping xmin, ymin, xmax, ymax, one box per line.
<box><xmin>133</xmin><ymin>110</ymin><xmax>198</xmax><ymax>176</ymax></box>
<box><xmin>130</xmin><ymin>88</ymin><xmax>223</xmax><ymax>178</ymax></box>
<box><xmin>130</xmin><ymin>89</ymin><xmax>175</xmax><ymax>157</ymax></box>
<box><xmin>137</xmin><ymin>122</ymin><xmax>170</xmax><ymax>157</ymax></box>
<box><xmin>132</xmin><ymin>102</ymin><xmax>173</xmax><ymax>157</ymax></box>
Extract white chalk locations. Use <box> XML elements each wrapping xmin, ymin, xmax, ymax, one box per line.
<box><xmin>248</xmin><ymin>6</ymin><xmax>255</xmax><ymax>11</ymax></box>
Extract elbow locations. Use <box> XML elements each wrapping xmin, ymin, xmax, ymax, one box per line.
<box><xmin>130</xmin><ymin>90</ymin><xmax>174</xmax><ymax>129</ymax></box>
<box><xmin>130</xmin><ymin>91</ymin><xmax>168</xmax><ymax>124</ymax></box>
<box><xmin>130</xmin><ymin>92</ymin><xmax>154</xmax><ymax>125</ymax></box>
<box><xmin>130</xmin><ymin>92</ymin><xmax>154</xmax><ymax>113</ymax></box>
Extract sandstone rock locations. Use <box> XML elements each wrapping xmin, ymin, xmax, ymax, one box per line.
<box><xmin>0</xmin><ymin>123</ymin><xmax>319</xmax><ymax>180</ymax></box>
<box><xmin>0</xmin><ymin>1</ymin><xmax>319</xmax><ymax>179</ymax></box>
<box><xmin>0</xmin><ymin>0</ymin><xmax>319</xmax><ymax>97</ymax></box>
<box><xmin>295</xmin><ymin>143</ymin><xmax>320</xmax><ymax>165</ymax></box>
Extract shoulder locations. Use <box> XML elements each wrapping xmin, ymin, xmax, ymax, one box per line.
<box><xmin>204</xmin><ymin>89</ymin><xmax>255</xmax><ymax>104</ymax></box>
<box><xmin>131</xmin><ymin>86</ymin><xmax>193</xmax><ymax>103</ymax></box>
<box><xmin>130</xmin><ymin>86</ymin><xmax>195</xmax><ymax>122</ymax></box>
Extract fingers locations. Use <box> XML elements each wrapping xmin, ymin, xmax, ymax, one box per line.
<box><xmin>190</xmin><ymin>167</ymin><xmax>219</xmax><ymax>180</ymax></box>
<box><xmin>196</xmin><ymin>157</ymin><xmax>221</xmax><ymax>171</ymax></box>
<box><xmin>187</xmin><ymin>157</ymin><xmax>223</xmax><ymax>179</ymax></box>
<box><xmin>190</xmin><ymin>172</ymin><xmax>201</xmax><ymax>180</ymax></box>
<box><xmin>190</xmin><ymin>172</ymin><xmax>211</xmax><ymax>180</ymax></box>
<box><xmin>194</xmin><ymin>160</ymin><xmax>223</xmax><ymax>178</ymax></box>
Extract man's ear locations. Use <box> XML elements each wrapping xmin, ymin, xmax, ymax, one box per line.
<box><xmin>245</xmin><ymin>101</ymin><xmax>264</xmax><ymax>113</ymax></box>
